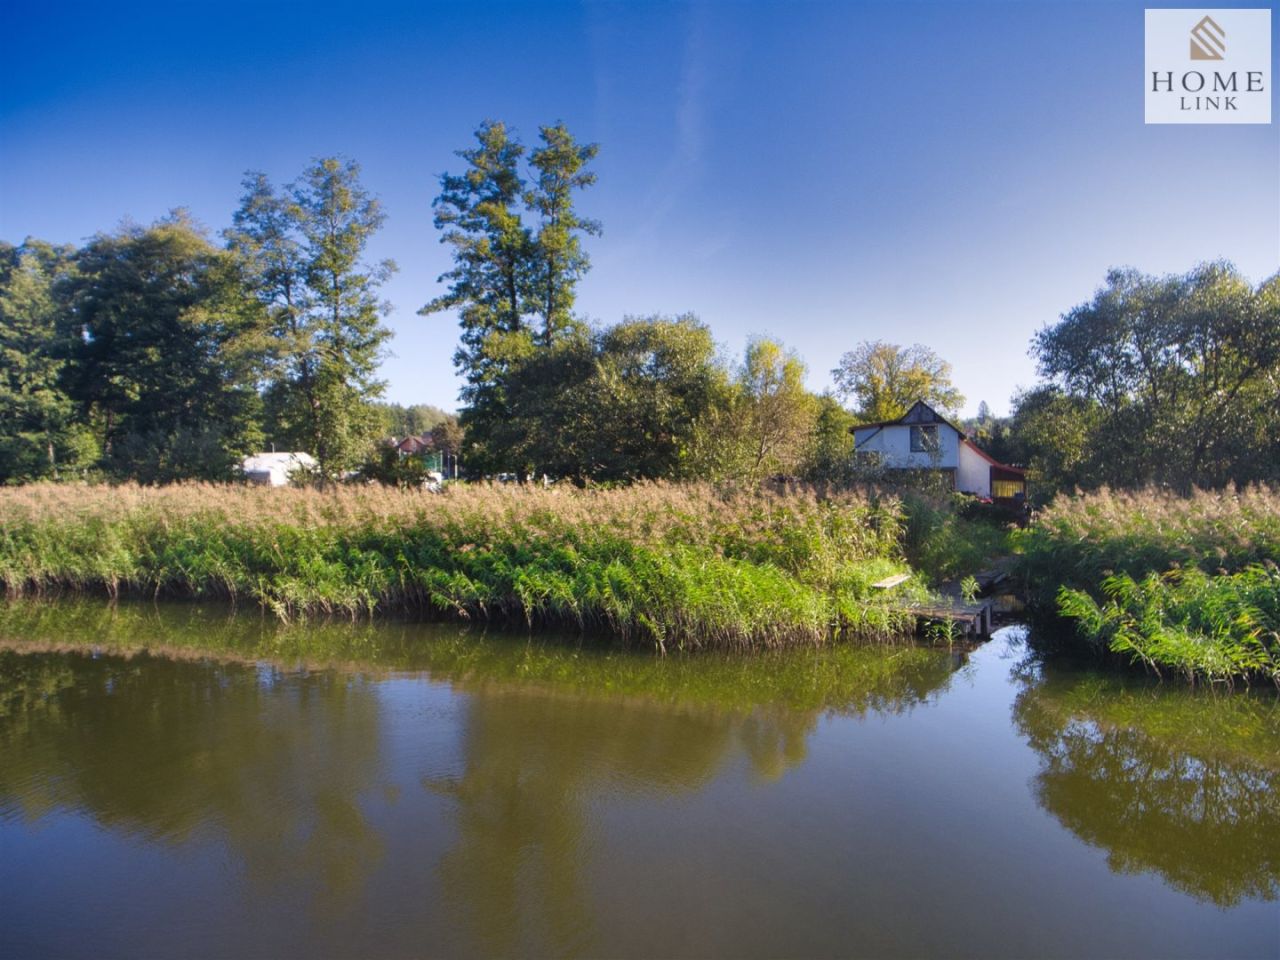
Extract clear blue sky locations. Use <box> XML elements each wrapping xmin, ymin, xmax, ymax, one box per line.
<box><xmin>2</xmin><ymin>0</ymin><xmax>1277</xmax><ymax>416</ymax></box>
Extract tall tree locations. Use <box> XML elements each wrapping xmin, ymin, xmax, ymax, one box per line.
<box><xmin>422</xmin><ymin>122</ymin><xmax>534</xmax><ymax>411</ymax></box>
<box><xmin>1032</xmin><ymin>262</ymin><xmax>1280</xmax><ymax>489</ymax></box>
<box><xmin>231</xmin><ymin>159</ymin><xmax>395</xmax><ymax>479</ymax></box>
<box><xmin>0</xmin><ymin>240</ymin><xmax>94</xmax><ymax>482</ymax></box>
<box><xmin>63</xmin><ymin>213</ymin><xmax>267</xmax><ymax>482</ymax></box>
<box><xmin>525</xmin><ymin>124</ymin><xmax>600</xmax><ymax>345</ymax></box>
<box><xmin>226</xmin><ymin>172</ymin><xmax>309</xmax><ymax>423</ymax></box>
<box><xmin>1005</xmin><ymin>386</ymin><xmax>1101</xmax><ymax>495</ymax></box>
<box><xmin>736</xmin><ymin>338</ymin><xmax>817</xmax><ymax>479</ymax></box>
<box><xmin>423</xmin><ymin>121</ymin><xmax>600</xmax><ymax>468</ymax></box>
<box><xmin>832</xmin><ymin>341</ymin><xmax>964</xmax><ymax>423</ymax></box>
<box><xmin>800</xmin><ymin>393</ymin><xmax>858</xmax><ymax>484</ymax></box>
<box><xmin>497</xmin><ymin>315</ymin><xmax>727</xmax><ymax>482</ymax></box>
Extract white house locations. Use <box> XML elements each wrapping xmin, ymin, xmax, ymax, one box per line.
<box><xmin>850</xmin><ymin>400</ymin><xmax>1026</xmax><ymax>502</ymax></box>
<box><xmin>240</xmin><ymin>451</ymin><xmax>318</xmax><ymax>487</ymax></box>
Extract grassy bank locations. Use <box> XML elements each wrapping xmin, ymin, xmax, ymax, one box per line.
<box><xmin>0</xmin><ymin>482</ymin><xmax>925</xmax><ymax>651</ymax></box>
<box><xmin>1017</xmin><ymin>487</ymin><xmax>1280</xmax><ymax>683</ymax></box>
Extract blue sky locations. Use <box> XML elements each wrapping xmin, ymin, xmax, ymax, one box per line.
<box><xmin>2</xmin><ymin>0</ymin><xmax>1277</xmax><ymax>416</ymax></box>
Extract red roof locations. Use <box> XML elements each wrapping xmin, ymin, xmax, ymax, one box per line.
<box><xmin>395</xmin><ymin>434</ymin><xmax>434</xmax><ymax>454</ymax></box>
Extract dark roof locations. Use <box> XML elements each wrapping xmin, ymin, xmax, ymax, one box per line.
<box><xmin>849</xmin><ymin>400</ymin><xmax>966</xmax><ymax>436</ymax></box>
<box><xmin>395</xmin><ymin>434</ymin><xmax>435</xmax><ymax>454</ymax></box>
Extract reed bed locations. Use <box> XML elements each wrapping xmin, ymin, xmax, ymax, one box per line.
<box><xmin>0</xmin><ymin>482</ymin><xmax>920</xmax><ymax>651</ymax></box>
<box><xmin>1017</xmin><ymin>486</ymin><xmax>1280</xmax><ymax>683</ymax></box>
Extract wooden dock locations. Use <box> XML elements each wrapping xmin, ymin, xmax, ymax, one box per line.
<box><xmin>899</xmin><ymin>598</ymin><xmax>996</xmax><ymax>637</ymax></box>
<box><xmin>872</xmin><ymin>568</ymin><xmax>1005</xmax><ymax>638</ymax></box>
<box><xmin>908</xmin><ymin>599</ymin><xmax>995</xmax><ymax>637</ymax></box>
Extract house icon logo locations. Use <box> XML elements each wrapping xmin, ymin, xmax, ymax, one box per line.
<box><xmin>1145</xmin><ymin>8</ymin><xmax>1270</xmax><ymax>124</ymax></box>
<box><xmin>1189</xmin><ymin>15</ymin><xmax>1225</xmax><ymax>60</ymax></box>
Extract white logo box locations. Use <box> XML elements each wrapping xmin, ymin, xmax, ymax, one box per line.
<box><xmin>1145</xmin><ymin>8</ymin><xmax>1272</xmax><ymax>124</ymax></box>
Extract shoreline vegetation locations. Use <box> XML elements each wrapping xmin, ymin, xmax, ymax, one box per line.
<box><xmin>2</xmin><ymin>481</ymin><xmax>1278</xmax><ymax>683</ymax></box>
<box><xmin>0</xmin><ymin>482</ymin><xmax>927</xmax><ymax>652</ymax></box>
<box><xmin>1020</xmin><ymin>486</ymin><xmax>1280</xmax><ymax>685</ymax></box>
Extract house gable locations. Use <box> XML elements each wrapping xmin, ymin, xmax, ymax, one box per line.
<box><xmin>849</xmin><ymin>400</ymin><xmax>1027</xmax><ymax>501</ymax></box>
<box><xmin>851</xmin><ymin>401</ymin><xmax>963</xmax><ymax>470</ymax></box>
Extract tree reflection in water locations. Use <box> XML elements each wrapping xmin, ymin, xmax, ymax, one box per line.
<box><xmin>425</xmin><ymin>644</ymin><xmax>961</xmax><ymax>959</ymax></box>
<box><xmin>0</xmin><ymin>650</ymin><xmax>388</xmax><ymax>912</ymax></box>
<box><xmin>0</xmin><ymin>596</ymin><xmax>962</xmax><ymax>947</ymax></box>
<box><xmin>1013</xmin><ymin>661</ymin><xmax>1280</xmax><ymax>907</ymax></box>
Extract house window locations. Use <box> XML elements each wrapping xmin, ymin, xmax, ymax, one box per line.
<box><xmin>910</xmin><ymin>425</ymin><xmax>939</xmax><ymax>452</ymax></box>
<box><xmin>991</xmin><ymin>479</ymin><xmax>1024</xmax><ymax>500</ymax></box>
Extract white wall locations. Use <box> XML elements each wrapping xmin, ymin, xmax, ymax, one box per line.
<box><xmin>852</xmin><ymin>424</ymin><xmax>960</xmax><ymax>469</ymax></box>
<box><xmin>956</xmin><ymin>442</ymin><xmax>991</xmax><ymax>497</ymax></box>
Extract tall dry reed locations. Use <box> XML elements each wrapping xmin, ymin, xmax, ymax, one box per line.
<box><xmin>0</xmin><ymin>482</ymin><xmax>919</xmax><ymax>651</ymax></box>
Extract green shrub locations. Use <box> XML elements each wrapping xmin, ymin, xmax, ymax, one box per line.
<box><xmin>1018</xmin><ymin>486</ymin><xmax>1280</xmax><ymax>682</ymax></box>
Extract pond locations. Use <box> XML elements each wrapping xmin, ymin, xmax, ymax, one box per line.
<box><xmin>0</xmin><ymin>600</ymin><xmax>1276</xmax><ymax>958</ymax></box>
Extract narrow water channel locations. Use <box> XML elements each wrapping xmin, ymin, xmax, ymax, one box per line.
<box><xmin>0</xmin><ymin>600</ymin><xmax>1276</xmax><ymax>958</ymax></box>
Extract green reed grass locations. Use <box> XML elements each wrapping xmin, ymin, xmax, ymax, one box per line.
<box><xmin>0</xmin><ymin>482</ymin><xmax>923</xmax><ymax>651</ymax></box>
<box><xmin>1017</xmin><ymin>486</ymin><xmax>1280</xmax><ymax>683</ymax></box>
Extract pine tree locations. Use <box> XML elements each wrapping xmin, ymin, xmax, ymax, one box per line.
<box><xmin>526</xmin><ymin>123</ymin><xmax>600</xmax><ymax>345</ymax></box>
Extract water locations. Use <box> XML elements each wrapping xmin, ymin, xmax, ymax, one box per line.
<box><xmin>0</xmin><ymin>600</ymin><xmax>1276</xmax><ymax>958</ymax></box>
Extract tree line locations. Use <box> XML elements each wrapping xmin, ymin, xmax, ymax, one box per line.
<box><xmin>2</xmin><ymin>120</ymin><xmax>1277</xmax><ymax>494</ymax></box>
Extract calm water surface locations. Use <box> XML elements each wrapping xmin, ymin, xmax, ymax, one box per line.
<box><xmin>0</xmin><ymin>601</ymin><xmax>1276</xmax><ymax>958</ymax></box>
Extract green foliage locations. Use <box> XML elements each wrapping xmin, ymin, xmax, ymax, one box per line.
<box><xmin>526</xmin><ymin>123</ymin><xmax>601</xmax><ymax>345</ymax></box>
<box><xmin>0</xmin><ymin>482</ymin><xmax>919</xmax><ymax>651</ymax></box>
<box><xmin>358</xmin><ymin>442</ymin><xmax>437</xmax><ymax>489</ymax></box>
<box><xmin>1004</xmin><ymin>385</ymin><xmax>1100</xmax><ymax>497</ymax></box>
<box><xmin>230</xmin><ymin>159</ymin><xmax>394</xmax><ymax>480</ymax></box>
<box><xmin>497</xmin><ymin>314</ymin><xmax>731</xmax><ymax>481</ymax></box>
<box><xmin>423</xmin><ymin>121</ymin><xmax>599</xmax><ymax>472</ymax></box>
<box><xmin>799</xmin><ymin>394</ymin><xmax>858</xmax><ymax>484</ymax></box>
<box><xmin>429</xmin><ymin>417</ymin><xmax>464</xmax><ymax>457</ymax></box>
<box><xmin>375</xmin><ymin>402</ymin><xmax>453</xmax><ymax>438</ymax></box>
<box><xmin>0</xmin><ymin>240</ymin><xmax>97</xmax><ymax>483</ymax></box>
<box><xmin>60</xmin><ymin>213</ymin><xmax>268</xmax><ymax>482</ymax></box>
<box><xmin>1018</xmin><ymin>485</ymin><xmax>1280</xmax><ymax>607</ymax></box>
<box><xmin>1018</xmin><ymin>485</ymin><xmax>1280</xmax><ymax>682</ymax></box>
<box><xmin>832</xmin><ymin>340</ymin><xmax>963</xmax><ymax>423</ymax></box>
<box><xmin>1031</xmin><ymin>262</ymin><xmax>1280</xmax><ymax>491</ymax></box>
<box><xmin>1057</xmin><ymin>566</ymin><xmax>1280</xmax><ymax>684</ymax></box>
<box><xmin>703</xmin><ymin>338</ymin><xmax>819</xmax><ymax>481</ymax></box>
<box><xmin>900</xmin><ymin>493</ymin><xmax>1015</xmax><ymax>583</ymax></box>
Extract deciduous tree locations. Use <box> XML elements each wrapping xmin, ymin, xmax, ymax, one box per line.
<box><xmin>63</xmin><ymin>213</ymin><xmax>267</xmax><ymax>482</ymax></box>
<box><xmin>832</xmin><ymin>341</ymin><xmax>963</xmax><ymax>423</ymax></box>
<box><xmin>231</xmin><ymin>159</ymin><xmax>395</xmax><ymax>480</ymax></box>
<box><xmin>1031</xmin><ymin>262</ymin><xmax>1280</xmax><ymax>489</ymax></box>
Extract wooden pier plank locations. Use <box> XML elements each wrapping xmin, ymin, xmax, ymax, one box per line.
<box><xmin>894</xmin><ymin>597</ymin><xmax>996</xmax><ymax>637</ymax></box>
<box><xmin>871</xmin><ymin>573</ymin><xmax>911</xmax><ymax>590</ymax></box>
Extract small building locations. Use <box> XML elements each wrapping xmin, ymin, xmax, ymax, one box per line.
<box><xmin>395</xmin><ymin>434</ymin><xmax>431</xmax><ymax>456</ymax></box>
<box><xmin>391</xmin><ymin>433</ymin><xmax>444</xmax><ymax>473</ymax></box>
<box><xmin>850</xmin><ymin>400</ymin><xmax>1026</xmax><ymax>503</ymax></box>
<box><xmin>240</xmin><ymin>451</ymin><xmax>317</xmax><ymax>487</ymax></box>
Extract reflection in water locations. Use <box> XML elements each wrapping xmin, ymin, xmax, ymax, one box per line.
<box><xmin>0</xmin><ymin>650</ymin><xmax>387</xmax><ymax>912</ymax></box>
<box><xmin>428</xmin><ymin>689</ymin><xmax>818</xmax><ymax>957</ymax></box>
<box><xmin>0</xmin><ymin>601</ymin><xmax>1277</xmax><ymax>957</ymax></box>
<box><xmin>1013</xmin><ymin>661</ymin><xmax>1280</xmax><ymax>906</ymax></box>
<box><xmin>0</xmin><ymin>598</ymin><xmax>962</xmax><ymax>713</ymax></box>
<box><xmin>0</xmin><ymin>597</ymin><xmax>962</xmax><ymax>951</ymax></box>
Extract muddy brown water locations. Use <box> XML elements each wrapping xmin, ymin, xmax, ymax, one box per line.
<box><xmin>0</xmin><ymin>600</ymin><xmax>1276</xmax><ymax>958</ymax></box>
